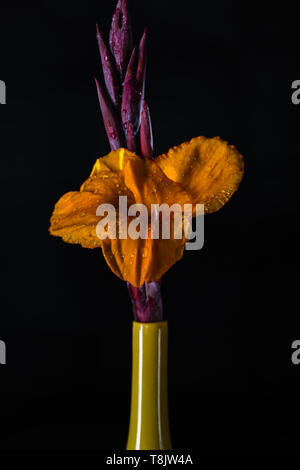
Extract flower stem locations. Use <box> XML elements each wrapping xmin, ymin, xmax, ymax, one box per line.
<box><xmin>96</xmin><ymin>0</ymin><xmax>163</xmax><ymax>322</ymax></box>
<box><xmin>127</xmin><ymin>281</ymin><xmax>163</xmax><ymax>323</ymax></box>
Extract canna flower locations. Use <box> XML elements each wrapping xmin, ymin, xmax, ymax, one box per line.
<box><xmin>49</xmin><ymin>0</ymin><xmax>245</xmax><ymax>320</ymax></box>
<box><xmin>49</xmin><ymin>137</ymin><xmax>244</xmax><ymax>287</ymax></box>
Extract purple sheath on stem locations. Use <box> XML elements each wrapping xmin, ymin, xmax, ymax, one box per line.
<box><xmin>96</xmin><ymin>24</ymin><xmax>120</xmax><ymax>109</ymax></box>
<box><xmin>127</xmin><ymin>281</ymin><xmax>163</xmax><ymax>323</ymax></box>
<box><xmin>95</xmin><ymin>77</ymin><xmax>125</xmax><ymax>150</ymax></box>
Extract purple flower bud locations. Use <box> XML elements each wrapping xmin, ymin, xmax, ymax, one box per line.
<box><xmin>121</xmin><ymin>29</ymin><xmax>148</xmax><ymax>138</ymax></box>
<box><xmin>140</xmin><ymin>101</ymin><xmax>153</xmax><ymax>159</ymax></box>
<box><xmin>127</xmin><ymin>121</ymin><xmax>138</xmax><ymax>153</ymax></box>
<box><xmin>96</xmin><ymin>24</ymin><xmax>120</xmax><ymax>109</ymax></box>
<box><xmin>109</xmin><ymin>0</ymin><xmax>133</xmax><ymax>80</ymax></box>
<box><xmin>121</xmin><ymin>47</ymin><xmax>141</xmax><ymax>136</ymax></box>
<box><xmin>94</xmin><ymin>77</ymin><xmax>125</xmax><ymax>150</ymax></box>
<box><xmin>137</xmin><ymin>28</ymin><xmax>147</xmax><ymax>99</ymax></box>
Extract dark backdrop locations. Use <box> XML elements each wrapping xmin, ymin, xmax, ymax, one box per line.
<box><xmin>0</xmin><ymin>0</ymin><xmax>300</xmax><ymax>451</ymax></box>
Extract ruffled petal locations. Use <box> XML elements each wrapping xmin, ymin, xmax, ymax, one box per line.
<box><xmin>80</xmin><ymin>170</ymin><xmax>135</xmax><ymax>206</ymax></box>
<box><xmin>87</xmin><ymin>147</ymin><xmax>135</xmax><ymax>176</ymax></box>
<box><xmin>83</xmin><ymin>148</ymin><xmax>192</xmax><ymax>209</ymax></box>
<box><xmin>156</xmin><ymin>136</ymin><xmax>244</xmax><ymax>214</ymax></box>
<box><xmin>50</xmin><ymin>149</ymin><xmax>135</xmax><ymax>249</ymax></box>
<box><xmin>101</xmin><ymin>236</ymin><xmax>152</xmax><ymax>287</ymax></box>
<box><xmin>123</xmin><ymin>153</ymin><xmax>192</xmax><ymax>209</ymax></box>
<box><xmin>50</xmin><ymin>191</ymin><xmax>110</xmax><ymax>249</ymax></box>
<box><xmin>99</xmin><ymin>153</ymin><xmax>191</xmax><ymax>286</ymax></box>
<box><xmin>101</xmin><ymin>230</ymin><xmax>186</xmax><ymax>287</ymax></box>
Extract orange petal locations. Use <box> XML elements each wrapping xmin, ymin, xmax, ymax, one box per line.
<box><xmin>101</xmin><ymin>228</ymin><xmax>186</xmax><ymax>287</ymax></box>
<box><xmin>80</xmin><ymin>148</ymin><xmax>137</xmax><ymax>206</ymax></box>
<box><xmin>50</xmin><ymin>191</ymin><xmax>109</xmax><ymax>249</ymax></box>
<box><xmin>97</xmin><ymin>152</ymin><xmax>191</xmax><ymax>286</ymax></box>
<box><xmin>80</xmin><ymin>171</ymin><xmax>135</xmax><ymax>206</ymax></box>
<box><xmin>50</xmin><ymin>149</ymin><xmax>135</xmax><ymax>249</ymax></box>
<box><xmin>101</xmin><ymin>236</ymin><xmax>152</xmax><ymax>287</ymax></box>
<box><xmin>149</xmin><ymin>224</ymin><xmax>187</xmax><ymax>282</ymax></box>
<box><xmin>87</xmin><ymin>147</ymin><xmax>136</xmax><ymax>176</ymax></box>
<box><xmin>123</xmin><ymin>153</ymin><xmax>192</xmax><ymax>209</ymax></box>
<box><xmin>156</xmin><ymin>136</ymin><xmax>244</xmax><ymax>214</ymax></box>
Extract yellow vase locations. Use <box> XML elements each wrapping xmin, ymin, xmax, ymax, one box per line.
<box><xmin>126</xmin><ymin>321</ymin><xmax>172</xmax><ymax>450</ymax></box>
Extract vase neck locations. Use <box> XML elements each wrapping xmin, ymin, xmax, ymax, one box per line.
<box><xmin>126</xmin><ymin>321</ymin><xmax>172</xmax><ymax>450</ymax></box>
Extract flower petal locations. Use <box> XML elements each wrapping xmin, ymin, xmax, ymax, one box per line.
<box><xmin>101</xmin><ymin>229</ymin><xmax>186</xmax><ymax>287</ymax></box>
<box><xmin>101</xmin><ymin>236</ymin><xmax>152</xmax><ymax>287</ymax></box>
<box><xmin>86</xmin><ymin>147</ymin><xmax>135</xmax><ymax>175</ymax></box>
<box><xmin>49</xmin><ymin>191</ymin><xmax>106</xmax><ymax>248</ymax></box>
<box><xmin>49</xmin><ymin>150</ymin><xmax>135</xmax><ymax>253</ymax></box>
<box><xmin>123</xmin><ymin>153</ymin><xmax>192</xmax><ymax>209</ymax></box>
<box><xmin>80</xmin><ymin>148</ymin><xmax>137</xmax><ymax>207</ymax></box>
<box><xmin>156</xmin><ymin>136</ymin><xmax>244</xmax><ymax>214</ymax></box>
<box><xmin>94</xmin><ymin>150</ymin><xmax>191</xmax><ymax>286</ymax></box>
<box><xmin>80</xmin><ymin>170</ymin><xmax>134</xmax><ymax>205</ymax></box>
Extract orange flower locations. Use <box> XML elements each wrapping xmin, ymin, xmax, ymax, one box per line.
<box><xmin>49</xmin><ymin>136</ymin><xmax>244</xmax><ymax>287</ymax></box>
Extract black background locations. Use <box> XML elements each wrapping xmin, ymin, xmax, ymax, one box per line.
<box><xmin>0</xmin><ymin>0</ymin><xmax>300</xmax><ymax>451</ymax></box>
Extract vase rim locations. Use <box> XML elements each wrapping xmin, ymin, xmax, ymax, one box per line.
<box><xmin>133</xmin><ymin>320</ymin><xmax>168</xmax><ymax>327</ymax></box>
